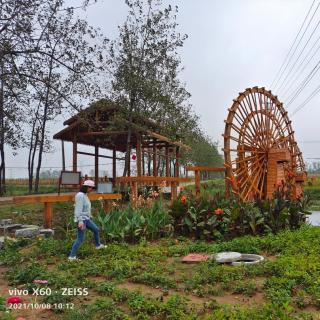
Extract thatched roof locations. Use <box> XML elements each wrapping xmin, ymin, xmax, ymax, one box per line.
<box><xmin>53</xmin><ymin>99</ymin><xmax>190</xmax><ymax>152</ymax></box>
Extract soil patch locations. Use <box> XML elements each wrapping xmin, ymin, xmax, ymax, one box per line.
<box><xmin>116</xmin><ymin>280</ymin><xmax>266</xmax><ymax>310</ymax></box>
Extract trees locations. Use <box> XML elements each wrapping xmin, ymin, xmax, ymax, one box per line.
<box><xmin>183</xmin><ymin>133</ymin><xmax>223</xmax><ymax>179</ymax></box>
<box><xmin>107</xmin><ymin>0</ymin><xmax>191</xmax><ymax>176</ymax></box>
<box><xmin>186</xmin><ymin>133</ymin><xmax>223</xmax><ymax>167</ymax></box>
<box><xmin>0</xmin><ymin>0</ymin><xmax>106</xmax><ymax>194</ymax></box>
<box><xmin>25</xmin><ymin>2</ymin><xmax>105</xmax><ymax>192</ymax></box>
<box><xmin>0</xmin><ymin>0</ymin><xmax>42</xmax><ymax>194</ymax></box>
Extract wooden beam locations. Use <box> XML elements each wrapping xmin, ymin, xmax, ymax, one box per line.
<box><xmin>146</xmin><ymin>130</ymin><xmax>191</xmax><ymax>150</ymax></box>
<box><xmin>142</xmin><ymin>149</ymin><xmax>175</xmax><ymax>159</ymax></box>
<box><xmin>153</xmin><ymin>139</ymin><xmax>157</xmax><ymax>178</ymax></box>
<box><xmin>113</xmin><ymin>147</ymin><xmax>117</xmax><ymax>186</ymax></box>
<box><xmin>128</xmin><ymin>150</ymin><xmax>131</xmax><ymax>177</ymax></box>
<box><xmin>131</xmin><ymin>181</ymin><xmax>138</xmax><ymax>207</ymax></box>
<box><xmin>125</xmin><ymin>121</ymin><xmax>190</xmax><ymax>150</ymax></box>
<box><xmin>186</xmin><ymin>166</ymin><xmax>226</xmax><ymax>172</ymax></box>
<box><xmin>175</xmin><ymin>147</ymin><xmax>180</xmax><ymax>178</ymax></box>
<box><xmin>195</xmin><ymin>170</ymin><xmax>201</xmax><ymax>196</ymax></box>
<box><xmin>78</xmin><ymin>131</ymin><xmax>128</xmax><ymax>137</ymax></box>
<box><xmin>61</xmin><ymin>140</ymin><xmax>65</xmax><ymax>171</ymax></box>
<box><xmin>171</xmin><ymin>182</ymin><xmax>177</xmax><ymax>201</ymax></box>
<box><xmin>77</xmin><ymin>151</ymin><xmax>125</xmax><ymax>161</ymax></box>
<box><xmin>136</xmin><ymin>133</ymin><xmax>142</xmax><ymax>176</ymax></box>
<box><xmin>95</xmin><ymin>145</ymin><xmax>99</xmax><ymax>187</ymax></box>
<box><xmin>142</xmin><ymin>147</ymin><xmax>145</xmax><ymax>176</ymax></box>
<box><xmin>116</xmin><ymin>176</ymin><xmax>192</xmax><ymax>183</ymax></box>
<box><xmin>73</xmin><ymin>135</ymin><xmax>77</xmax><ymax>172</ymax></box>
<box><xmin>165</xmin><ymin>144</ymin><xmax>170</xmax><ymax>185</ymax></box>
<box><xmin>12</xmin><ymin>193</ymin><xmax>122</xmax><ymax>204</ymax></box>
<box><xmin>44</xmin><ymin>202</ymin><xmax>53</xmax><ymax>228</ymax></box>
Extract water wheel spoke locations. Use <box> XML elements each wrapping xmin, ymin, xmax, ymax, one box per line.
<box><xmin>231</xmin><ymin>154</ymin><xmax>265</xmax><ymax>165</ymax></box>
<box><xmin>243</xmin><ymin>97</ymin><xmax>266</xmax><ymax>147</ymax></box>
<box><xmin>235</xmin><ymin>154</ymin><xmax>265</xmax><ymax>184</ymax></box>
<box><xmin>242</xmin><ymin>163</ymin><xmax>264</xmax><ymax>201</ymax></box>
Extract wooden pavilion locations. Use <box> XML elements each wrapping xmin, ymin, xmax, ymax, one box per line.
<box><xmin>53</xmin><ymin>99</ymin><xmax>191</xmax><ymax>198</ymax></box>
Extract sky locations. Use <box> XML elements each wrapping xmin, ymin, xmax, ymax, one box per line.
<box><xmin>6</xmin><ymin>0</ymin><xmax>320</xmax><ymax>178</ymax></box>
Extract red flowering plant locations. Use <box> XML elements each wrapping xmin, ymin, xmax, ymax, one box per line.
<box><xmin>214</xmin><ymin>208</ymin><xmax>223</xmax><ymax>216</ymax></box>
<box><xmin>170</xmin><ymin>192</ymin><xmax>231</xmax><ymax>240</ymax></box>
<box><xmin>181</xmin><ymin>195</ymin><xmax>187</xmax><ymax>205</ymax></box>
<box><xmin>254</xmin><ymin>175</ymin><xmax>311</xmax><ymax>232</ymax></box>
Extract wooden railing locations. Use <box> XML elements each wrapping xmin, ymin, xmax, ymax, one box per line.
<box><xmin>3</xmin><ymin>193</ymin><xmax>122</xmax><ymax>228</ymax></box>
<box><xmin>186</xmin><ymin>166</ymin><xmax>226</xmax><ymax>196</ymax></box>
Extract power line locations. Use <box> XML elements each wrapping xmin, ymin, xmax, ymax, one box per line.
<box><xmin>290</xmin><ymin>82</ymin><xmax>320</xmax><ymax>116</ymax></box>
<box><xmin>285</xmin><ymin>58</ymin><xmax>320</xmax><ymax>105</ymax></box>
<box><xmin>271</xmin><ymin>0</ymin><xmax>317</xmax><ymax>89</ymax></box>
<box><xmin>281</xmin><ymin>34</ymin><xmax>320</xmax><ymax>99</ymax></box>
<box><xmin>276</xmin><ymin>13</ymin><xmax>320</xmax><ymax>93</ymax></box>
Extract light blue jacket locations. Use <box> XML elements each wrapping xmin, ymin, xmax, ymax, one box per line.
<box><xmin>74</xmin><ymin>192</ymin><xmax>92</xmax><ymax>223</ymax></box>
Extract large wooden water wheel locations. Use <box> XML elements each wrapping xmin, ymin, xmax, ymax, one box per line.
<box><xmin>223</xmin><ymin>87</ymin><xmax>305</xmax><ymax>201</ymax></box>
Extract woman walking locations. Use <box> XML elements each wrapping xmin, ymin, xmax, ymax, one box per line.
<box><xmin>68</xmin><ymin>180</ymin><xmax>105</xmax><ymax>260</ymax></box>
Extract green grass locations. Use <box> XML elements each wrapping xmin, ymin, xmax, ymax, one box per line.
<box><xmin>4</xmin><ymin>184</ymin><xmax>58</xmax><ymax>196</ymax></box>
<box><xmin>1</xmin><ymin>226</ymin><xmax>320</xmax><ymax>319</ymax></box>
<box><xmin>185</xmin><ymin>178</ymin><xmax>225</xmax><ymax>197</ymax></box>
<box><xmin>305</xmin><ymin>184</ymin><xmax>320</xmax><ymax>211</ymax></box>
<box><xmin>3</xmin><ymin>184</ymin><xmax>76</xmax><ymax>196</ymax></box>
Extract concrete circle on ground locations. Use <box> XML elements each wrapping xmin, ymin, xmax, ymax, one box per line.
<box><xmin>213</xmin><ymin>251</ymin><xmax>242</xmax><ymax>263</ymax></box>
<box><xmin>231</xmin><ymin>254</ymin><xmax>264</xmax><ymax>266</ymax></box>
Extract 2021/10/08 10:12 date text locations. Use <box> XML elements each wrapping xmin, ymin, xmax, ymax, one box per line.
<box><xmin>8</xmin><ymin>303</ymin><xmax>75</xmax><ymax>310</ymax></box>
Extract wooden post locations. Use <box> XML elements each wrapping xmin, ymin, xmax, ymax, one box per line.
<box><xmin>148</xmin><ymin>150</ymin><xmax>151</xmax><ymax>176</ymax></box>
<box><xmin>131</xmin><ymin>181</ymin><xmax>138</xmax><ymax>207</ymax></box>
<box><xmin>171</xmin><ymin>182</ymin><xmax>177</xmax><ymax>202</ymax></box>
<box><xmin>165</xmin><ymin>144</ymin><xmax>169</xmax><ymax>176</ymax></box>
<box><xmin>153</xmin><ymin>139</ymin><xmax>157</xmax><ymax>177</ymax></box>
<box><xmin>165</xmin><ymin>144</ymin><xmax>170</xmax><ymax>186</ymax></box>
<box><xmin>225</xmin><ymin>176</ymin><xmax>230</xmax><ymax>199</ymax></box>
<box><xmin>128</xmin><ymin>149</ymin><xmax>131</xmax><ymax>177</ymax></box>
<box><xmin>44</xmin><ymin>202</ymin><xmax>53</xmax><ymax>228</ymax></box>
<box><xmin>95</xmin><ymin>145</ymin><xmax>99</xmax><ymax>187</ymax></box>
<box><xmin>175</xmin><ymin>147</ymin><xmax>180</xmax><ymax>178</ymax></box>
<box><xmin>72</xmin><ymin>136</ymin><xmax>77</xmax><ymax>172</ymax></box>
<box><xmin>142</xmin><ymin>148</ymin><xmax>145</xmax><ymax>175</ymax></box>
<box><xmin>112</xmin><ymin>147</ymin><xmax>116</xmax><ymax>187</ymax></box>
<box><xmin>103</xmin><ymin>200</ymin><xmax>112</xmax><ymax>213</ymax></box>
<box><xmin>153</xmin><ymin>139</ymin><xmax>157</xmax><ymax>186</ymax></box>
<box><xmin>61</xmin><ymin>140</ymin><xmax>65</xmax><ymax>171</ymax></box>
<box><xmin>136</xmin><ymin>134</ymin><xmax>142</xmax><ymax>176</ymax></box>
<box><xmin>195</xmin><ymin>170</ymin><xmax>201</xmax><ymax>196</ymax></box>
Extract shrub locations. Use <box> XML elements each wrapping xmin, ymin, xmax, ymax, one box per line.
<box><xmin>96</xmin><ymin>199</ymin><xmax>172</xmax><ymax>242</ymax></box>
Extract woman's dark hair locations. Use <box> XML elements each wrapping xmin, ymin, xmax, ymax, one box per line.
<box><xmin>80</xmin><ymin>185</ymin><xmax>89</xmax><ymax>193</ymax></box>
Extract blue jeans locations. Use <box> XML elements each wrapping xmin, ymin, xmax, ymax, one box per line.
<box><xmin>69</xmin><ymin>219</ymin><xmax>101</xmax><ymax>257</ymax></box>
